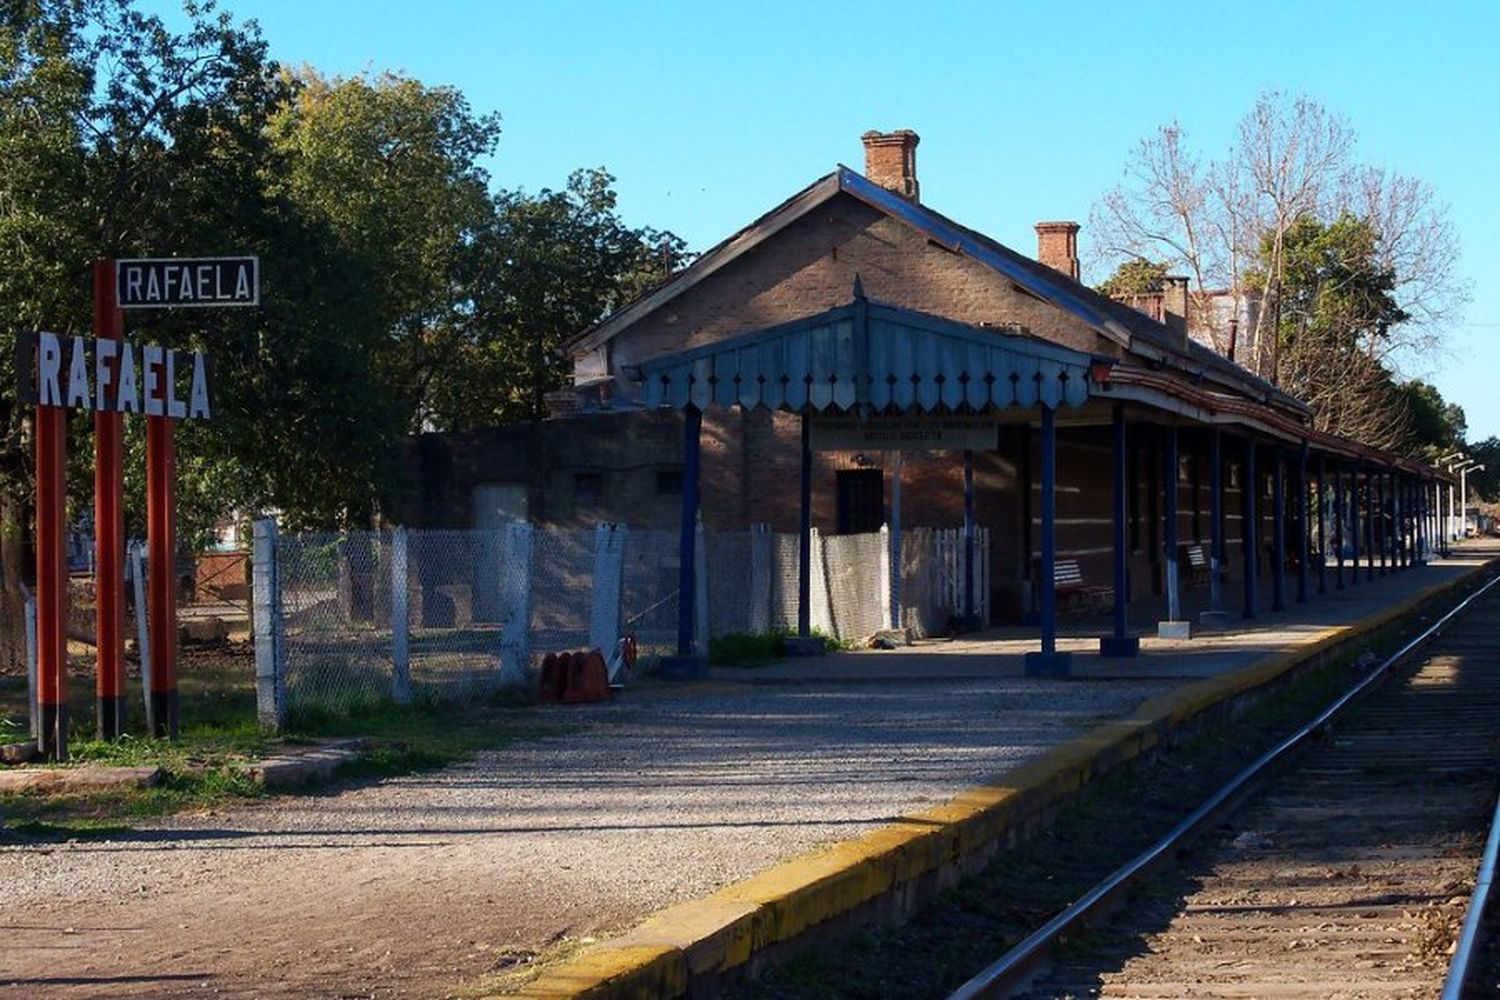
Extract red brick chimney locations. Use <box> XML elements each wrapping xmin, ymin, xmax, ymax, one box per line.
<box><xmin>1035</xmin><ymin>221</ymin><xmax>1081</xmax><ymax>281</ymax></box>
<box><xmin>862</xmin><ymin>130</ymin><xmax>920</xmax><ymax>202</ymax></box>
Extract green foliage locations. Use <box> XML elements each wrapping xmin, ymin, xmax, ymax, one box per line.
<box><xmin>1097</xmin><ymin>258</ymin><xmax>1168</xmax><ymax>297</ymax></box>
<box><xmin>1466</xmin><ymin>437</ymin><xmax>1500</xmax><ymax>502</ymax></box>
<box><xmin>436</xmin><ymin>168</ymin><xmax>690</xmax><ymax>426</ymax></box>
<box><xmin>1245</xmin><ymin>213</ymin><xmax>1427</xmax><ymax>449</ymax></box>
<box><xmin>0</xmin><ymin>1</ymin><xmax>688</xmax><ymax>541</ymax></box>
<box><xmin>1262</xmin><ymin>212</ymin><xmax>1409</xmax><ymax>353</ymax></box>
<box><xmin>1395</xmin><ymin>380</ymin><xmax>1466</xmax><ymax>459</ymax></box>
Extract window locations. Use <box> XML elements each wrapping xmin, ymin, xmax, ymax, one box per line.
<box><xmin>574</xmin><ymin>472</ymin><xmax>604</xmax><ymax>501</ymax></box>
<box><xmin>656</xmin><ymin>470</ymin><xmax>683</xmax><ymax>496</ymax></box>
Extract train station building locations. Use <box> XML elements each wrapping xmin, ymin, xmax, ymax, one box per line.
<box><xmin>403</xmin><ymin>130</ymin><xmax>1452</xmax><ymax>673</ymax></box>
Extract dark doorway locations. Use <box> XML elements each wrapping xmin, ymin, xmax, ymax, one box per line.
<box><xmin>836</xmin><ymin>469</ymin><xmax>884</xmax><ymax>534</ymax></box>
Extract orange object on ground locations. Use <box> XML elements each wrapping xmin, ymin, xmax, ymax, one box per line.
<box><xmin>562</xmin><ymin>649</ymin><xmax>611</xmax><ymax>704</ymax></box>
<box><xmin>538</xmin><ymin>652</ymin><xmax>563</xmax><ymax>703</ymax></box>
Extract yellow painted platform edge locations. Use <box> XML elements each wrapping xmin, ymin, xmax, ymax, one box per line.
<box><xmin>510</xmin><ymin>564</ymin><xmax>1486</xmax><ymax>999</ymax></box>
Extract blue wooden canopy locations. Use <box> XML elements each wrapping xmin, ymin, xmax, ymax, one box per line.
<box><xmin>641</xmin><ymin>295</ymin><xmax>1098</xmax><ymax>413</ymax></box>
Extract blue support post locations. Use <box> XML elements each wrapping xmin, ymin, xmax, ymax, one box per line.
<box><xmin>1417</xmin><ymin>477</ymin><xmax>1426</xmax><ymax>564</ymax></box>
<box><xmin>890</xmin><ymin>452</ymin><xmax>902</xmax><ymax>629</ymax></box>
<box><xmin>798</xmin><ymin>411</ymin><xmax>812</xmax><ymax>637</ymax></box>
<box><xmin>1202</xmin><ymin>428</ymin><xmax>1228</xmax><ymax>627</ymax></box>
<box><xmin>674</xmin><ymin>405</ymin><xmax>702</xmax><ymax>665</ymax></box>
<box><xmin>1357</xmin><ymin>463</ymin><xmax>1368</xmax><ymax>584</ymax></box>
<box><xmin>1363</xmin><ymin>463</ymin><xmax>1374</xmax><ymax>582</ymax></box>
<box><xmin>1101</xmin><ymin>405</ymin><xmax>1138</xmax><ymax>656</ymax></box>
<box><xmin>1272</xmin><ymin>449</ymin><xmax>1286</xmax><ymax>612</ymax></box>
<box><xmin>1297</xmin><ymin>443</ymin><xmax>1310</xmax><ymax>602</ymax></box>
<box><xmin>963</xmin><ymin>448</ymin><xmax>976</xmax><ymax>628</ymax></box>
<box><xmin>1243</xmin><ymin>438</ymin><xmax>1259</xmax><ymax>620</ymax></box>
<box><xmin>1334</xmin><ymin>461</ymin><xmax>1345</xmax><ymax>590</ymax></box>
<box><xmin>1160</xmin><ymin>425</ymin><xmax>1183</xmax><ymax>633</ymax></box>
<box><xmin>1316</xmin><ymin>452</ymin><xmax>1327</xmax><ymax>595</ymax></box>
<box><xmin>1025</xmin><ymin>406</ymin><xmax>1071</xmax><ymax>676</ymax></box>
<box><xmin>1386</xmin><ymin>470</ymin><xmax>1398</xmax><ymax>566</ymax></box>
<box><xmin>1377</xmin><ymin>469</ymin><xmax>1388</xmax><ymax>576</ymax></box>
<box><xmin>1387</xmin><ymin>470</ymin><xmax>1396</xmax><ymax>571</ymax></box>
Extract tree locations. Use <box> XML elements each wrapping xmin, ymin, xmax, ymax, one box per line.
<box><xmin>1466</xmin><ymin>438</ymin><xmax>1500</xmax><ymax>503</ymax></box>
<box><xmin>1097</xmin><ymin>258</ymin><xmax>1168</xmax><ymax>298</ymax></box>
<box><xmin>436</xmin><ymin>168</ymin><xmax>689</xmax><ymax>427</ymax></box>
<box><xmin>265</xmin><ymin>68</ymin><xmax>501</xmax><ymax>430</ymax></box>
<box><xmin>1090</xmin><ymin>92</ymin><xmax>1468</xmax><ymax>388</ymax></box>
<box><xmin>1248</xmin><ymin>213</ymin><xmax>1414</xmax><ymax>447</ymax></box>
<box><xmin>1394</xmin><ymin>380</ymin><xmax>1466</xmax><ymax>460</ymax></box>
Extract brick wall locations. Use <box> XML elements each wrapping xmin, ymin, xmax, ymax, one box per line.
<box><xmin>607</xmin><ymin>193</ymin><xmax>1119</xmax><ymax>374</ymax></box>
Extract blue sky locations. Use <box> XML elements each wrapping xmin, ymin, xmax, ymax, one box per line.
<box><xmin>148</xmin><ymin>0</ymin><xmax>1500</xmax><ymax>440</ymax></box>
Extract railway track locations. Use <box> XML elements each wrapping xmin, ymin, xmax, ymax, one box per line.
<box><xmin>955</xmin><ymin>563</ymin><xmax>1500</xmax><ymax>999</ymax></box>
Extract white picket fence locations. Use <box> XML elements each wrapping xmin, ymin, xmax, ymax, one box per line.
<box><xmin>251</xmin><ymin>518</ymin><xmax>987</xmax><ymax>728</ymax></box>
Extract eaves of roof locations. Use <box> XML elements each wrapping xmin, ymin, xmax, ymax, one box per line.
<box><xmin>562</xmin><ymin>166</ymin><xmax>1308</xmax><ymax>419</ymax></box>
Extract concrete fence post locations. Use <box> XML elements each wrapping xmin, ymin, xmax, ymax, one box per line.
<box><xmin>878</xmin><ymin>524</ymin><xmax>893</xmax><ymax>630</ymax></box>
<box><xmin>251</xmin><ymin>518</ymin><xmax>286</xmax><ymax>731</ymax></box>
<box><xmin>498</xmin><ymin>522</ymin><xmax>533</xmax><ymax>688</ymax></box>
<box><xmin>749</xmin><ymin>523</ymin><xmax>771</xmax><ymax>634</ymax></box>
<box><xmin>693</xmin><ymin>521</ymin><xmax>709</xmax><ymax>655</ymax></box>
<box><xmin>129</xmin><ymin>542</ymin><xmax>153</xmax><ymax>732</ymax></box>
<box><xmin>22</xmin><ymin>584</ymin><xmax>37</xmax><ymax>739</ymax></box>
<box><xmin>590</xmin><ymin>522</ymin><xmax>625</xmax><ymax>653</ymax></box>
<box><xmin>810</xmin><ymin>527</ymin><xmax>834</xmax><ymax>638</ymax></box>
<box><xmin>390</xmin><ymin>526</ymin><xmax>411</xmax><ymax>704</ymax></box>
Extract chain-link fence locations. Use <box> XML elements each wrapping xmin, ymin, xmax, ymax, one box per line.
<box><xmin>277</xmin><ymin>530</ymin><xmax>393</xmax><ymax>714</ymax></box>
<box><xmin>255</xmin><ymin>519</ymin><xmax>984</xmax><ymax>727</ymax></box>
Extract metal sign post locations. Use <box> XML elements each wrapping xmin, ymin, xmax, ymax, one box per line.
<box><xmin>93</xmin><ymin>260</ymin><xmax>126</xmax><ymax>740</ymax></box>
<box><xmin>22</xmin><ymin>254</ymin><xmax>243</xmax><ymax>757</ymax></box>
<box><xmin>116</xmin><ymin>255</ymin><xmax>253</xmax><ymax>740</ymax></box>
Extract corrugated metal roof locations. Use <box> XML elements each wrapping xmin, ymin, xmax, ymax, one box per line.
<box><xmin>641</xmin><ymin>295</ymin><xmax>1095</xmax><ymax>413</ymax></box>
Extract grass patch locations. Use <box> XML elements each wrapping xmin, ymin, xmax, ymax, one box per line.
<box><xmin>709</xmin><ymin>628</ymin><xmax>853</xmax><ymax>666</ymax></box>
<box><xmin>710</xmin><ymin>631</ymin><xmax>787</xmax><ymax>666</ymax></box>
<box><xmin>0</xmin><ymin>644</ymin><xmax>565</xmax><ymax>836</ymax></box>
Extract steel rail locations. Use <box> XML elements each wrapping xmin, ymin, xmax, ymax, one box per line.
<box><xmin>948</xmin><ymin>571</ymin><xmax>1500</xmax><ymax>1000</ymax></box>
<box><xmin>1442</xmin><ymin>771</ymin><xmax>1500</xmax><ymax>999</ymax></box>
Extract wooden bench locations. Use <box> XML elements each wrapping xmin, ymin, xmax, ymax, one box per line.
<box><xmin>1050</xmin><ymin>558</ymin><xmax>1112</xmax><ymax>614</ymax></box>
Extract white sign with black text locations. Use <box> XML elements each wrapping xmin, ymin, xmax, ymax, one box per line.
<box><xmin>116</xmin><ymin>257</ymin><xmax>259</xmax><ymax>309</ymax></box>
<box><xmin>22</xmin><ymin>332</ymin><xmax>212</xmax><ymax>420</ymax></box>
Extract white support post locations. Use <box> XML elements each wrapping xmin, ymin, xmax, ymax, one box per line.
<box><xmin>693</xmin><ymin>521</ymin><xmax>709</xmax><ymax>654</ymax></box>
<box><xmin>878</xmin><ymin>524</ymin><xmax>893</xmax><ymax>630</ymax></box>
<box><xmin>390</xmin><ymin>526</ymin><xmax>411</xmax><ymax>704</ymax></box>
<box><xmin>129</xmin><ymin>541</ymin><xmax>153</xmax><ymax>732</ymax></box>
<box><xmin>749</xmin><ymin>523</ymin><xmax>771</xmax><ymax>634</ymax></box>
<box><xmin>251</xmin><ymin>518</ymin><xmax>286</xmax><ymax>731</ymax></box>
<box><xmin>590</xmin><ymin>522</ymin><xmax>626</xmax><ymax>653</ymax></box>
<box><xmin>22</xmin><ymin>583</ymin><xmax>37</xmax><ymax>740</ymax></box>
<box><xmin>498</xmin><ymin>522</ymin><xmax>533</xmax><ymax>688</ymax></box>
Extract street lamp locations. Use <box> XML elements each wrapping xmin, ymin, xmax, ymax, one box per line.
<box><xmin>1443</xmin><ymin>454</ymin><xmax>1468</xmax><ymax>545</ymax></box>
<box><xmin>1457</xmin><ymin>461</ymin><xmax>1484</xmax><ymax>540</ymax></box>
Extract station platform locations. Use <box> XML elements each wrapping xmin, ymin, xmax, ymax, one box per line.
<box><xmin>710</xmin><ymin>549</ymin><xmax>1490</xmax><ymax>684</ymax></box>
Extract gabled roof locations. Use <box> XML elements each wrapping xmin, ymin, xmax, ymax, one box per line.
<box><xmin>640</xmin><ymin>294</ymin><xmax>1097</xmax><ymax>413</ymax></box>
<box><xmin>564</xmin><ymin>166</ymin><xmax>1307</xmax><ymax>416</ymax></box>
